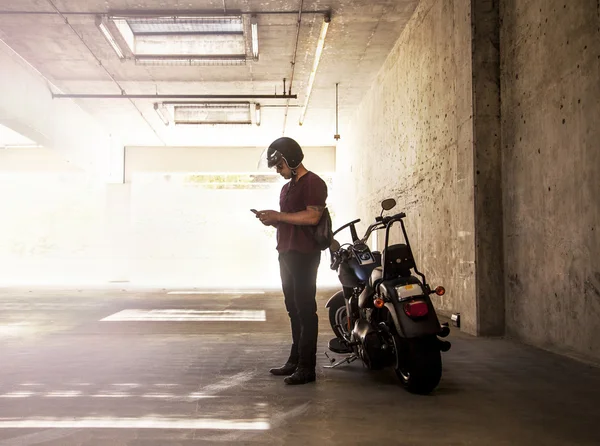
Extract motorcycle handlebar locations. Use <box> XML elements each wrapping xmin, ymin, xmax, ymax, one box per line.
<box><xmin>331</xmin><ymin>212</ymin><xmax>407</xmax><ymax>255</ymax></box>
<box><xmin>361</xmin><ymin>212</ymin><xmax>407</xmax><ymax>242</ymax></box>
<box><xmin>384</xmin><ymin>212</ymin><xmax>406</xmax><ymax>222</ymax></box>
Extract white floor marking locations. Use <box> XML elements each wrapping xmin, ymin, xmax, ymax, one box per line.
<box><xmin>167</xmin><ymin>290</ymin><xmax>265</xmax><ymax>295</ymax></box>
<box><xmin>204</xmin><ymin>403</ymin><xmax>309</xmax><ymax>442</ymax></box>
<box><xmin>3</xmin><ymin>373</ymin><xmax>255</xmax><ymax>401</ymax></box>
<box><xmin>0</xmin><ymin>417</ymin><xmax>270</xmax><ymax>430</ymax></box>
<box><xmin>141</xmin><ymin>393</ymin><xmax>174</xmax><ymax>399</ymax></box>
<box><xmin>0</xmin><ymin>392</ymin><xmax>34</xmax><ymax>398</ymax></box>
<box><xmin>101</xmin><ymin>309</ymin><xmax>266</xmax><ymax>322</ymax></box>
<box><xmin>91</xmin><ymin>392</ymin><xmax>130</xmax><ymax>398</ymax></box>
<box><xmin>44</xmin><ymin>391</ymin><xmax>82</xmax><ymax>398</ymax></box>
<box><xmin>1</xmin><ymin>391</ymin><xmax>219</xmax><ymax>400</ymax></box>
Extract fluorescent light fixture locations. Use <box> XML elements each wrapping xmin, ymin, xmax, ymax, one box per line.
<box><xmin>154</xmin><ymin>103</ymin><xmax>170</xmax><ymax>126</ymax></box>
<box><xmin>299</xmin><ymin>14</ymin><xmax>330</xmax><ymax>126</ymax></box>
<box><xmin>251</xmin><ymin>15</ymin><xmax>259</xmax><ymax>60</ymax></box>
<box><xmin>96</xmin><ymin>16</ymin><xmax>125</xmax><ymax>59</ymax></box>
<box><xmin>255</xmin><ymin>103</ymin><xmax>261</xmax><ymax>126</ymax></box>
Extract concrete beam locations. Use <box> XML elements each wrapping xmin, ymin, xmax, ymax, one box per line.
<box><xmin>124</xmin><ymin>146</ymin><xmax>336</xmax><ymax>182</ymax></box>
<box><xmin>0</xmin><ymin>38</ymin><xmax>123</xmax><ymax>182</ymax></box>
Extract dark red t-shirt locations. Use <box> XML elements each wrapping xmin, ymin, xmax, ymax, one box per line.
<box><xmin>277</xmin><ymin>171</ymin><xmax>328</xmax><ymax>253</ymax></box>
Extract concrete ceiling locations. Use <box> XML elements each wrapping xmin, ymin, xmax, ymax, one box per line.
<box><xmin>0</xmin><ymin>0</ymin><xmax>419</xmax><ymax>147</ymax></box>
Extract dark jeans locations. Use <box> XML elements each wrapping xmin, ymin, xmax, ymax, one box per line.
<box><xmin>278</xmin><ymin>250</ymin><xmax>321</xmax><ymax>370</ymax></box>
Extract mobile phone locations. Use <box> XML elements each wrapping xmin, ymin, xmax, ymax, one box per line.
<box><xmin>250</xmin><ymin>209</ymin><xmax>259</xmax><ymax>214</ymax></box>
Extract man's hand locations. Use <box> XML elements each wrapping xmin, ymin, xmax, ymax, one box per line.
<box><xmin>257</xmin><ymin>210</ymin><xmax>280</xmax><ymax>226</ymax></box>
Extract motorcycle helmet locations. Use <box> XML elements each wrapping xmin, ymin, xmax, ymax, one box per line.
<box><xmin>266</xmin><ymin>137</ymin><xmax>304</xmax><ymax>169</ymax></box>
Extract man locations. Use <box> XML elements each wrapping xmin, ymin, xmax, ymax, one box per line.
<box><xmin>255</xmin><ymin>137</ymin><xmax>327</xmax><ymax>385</ymax></box>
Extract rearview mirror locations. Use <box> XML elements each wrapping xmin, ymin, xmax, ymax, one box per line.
<box><xmin>329</xmin><ymin>239</ymin><xmax>341</xmax><ymax>251</ymax></box>
<box><xmin>381</xmin><ymin>198</ymin><xmax>396</xmax><ymax>211</ymax></box>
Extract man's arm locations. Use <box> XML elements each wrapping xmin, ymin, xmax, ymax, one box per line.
<box><xmin>279</xmin><ymin>205</ymin><xmax>324</xmax><ymax>226</ymax></box>
<box><xmin>258</xmin><ymin>205</ymin><xmax>323</xmax><ymax>226</ymax></box>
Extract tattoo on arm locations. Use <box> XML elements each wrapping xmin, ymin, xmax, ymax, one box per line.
<box><xmin>307</xmin><ymin>205</ymin><xmax>324</xmax><ymax>213</ymax></box>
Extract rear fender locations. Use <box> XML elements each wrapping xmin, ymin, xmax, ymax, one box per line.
<box><xmin>379</xmin><ymin>280</ymin><xmax>441</xmax><ymax>338</ymax></box>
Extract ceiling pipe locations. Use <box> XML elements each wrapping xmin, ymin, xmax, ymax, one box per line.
<box><xmin>52</xmin><ymin>94</ymin><xmax>297</xmax><ymax>100</ymax></box>
<box><xmin>282</xmin><ymin>0</ymin><xmax>304</xmax><ymax>136</ymax></box>
<box><xmin>0</xmin><ymin>9</ymin><xmax>331</xmax><ymax>16</ymax></box>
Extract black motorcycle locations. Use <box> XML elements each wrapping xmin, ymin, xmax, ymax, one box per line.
<box><xmin>325</xmin><ymin>198</ymin><xmax>451</xmax><ymax>394</ymax></box>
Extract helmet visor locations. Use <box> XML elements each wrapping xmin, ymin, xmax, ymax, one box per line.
<box><xmin>257</xmin><ymin>148</ymin><xmax>286</xmax><ymax>171</ymax></box>
<box><xmin>266</xmin><ymin>149</ymin><xmax>284</xmax><ymax>168</ymax></box>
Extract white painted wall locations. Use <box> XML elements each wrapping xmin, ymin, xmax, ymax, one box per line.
<box><xmin>0</xmin><ymin>146</ymin><xmax>338</xmax><ymax>288</ymax></box>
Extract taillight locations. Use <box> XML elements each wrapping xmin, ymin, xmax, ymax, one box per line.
<box><xmin>404</xmin><ymin>300</ymin><xmax>429</xmax><ymax>318</ymax></box>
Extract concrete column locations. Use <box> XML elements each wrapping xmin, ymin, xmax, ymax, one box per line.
<box><xmin>455</xmin><ymin>0</ymin><xmax>504</xmax><ymax>336</ymax></box>
<box><xmin>453</xmin><ymin>0</ymin><xmax>479</xmax><ymax>335</ymax></box>
<box><xmin>472</xmin><ymin>0</ymin><xmax>504</xmax><ymax>335</ymax></box>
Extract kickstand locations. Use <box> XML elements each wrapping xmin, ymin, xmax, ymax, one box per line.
<box><xmin>323</xmin><ymin>352</ymin><xmax>358</xmax><ymax>369</ymax></box>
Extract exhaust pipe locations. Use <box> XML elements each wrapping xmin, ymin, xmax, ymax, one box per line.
<box><xmin>438</xmin><ymin>340</ymin><xmax>451</xmax><ymax>352</ymax></box>
<box><xmin>438</xmin><ymin>325</ymin><xmax>450</xmax><ymax>338</ymax></box>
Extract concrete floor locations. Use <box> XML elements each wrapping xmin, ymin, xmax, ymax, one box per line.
<box><xmin>0</xmin><ymin>287</ymin><xmax>599</xmax><ymax>445</ymax></box>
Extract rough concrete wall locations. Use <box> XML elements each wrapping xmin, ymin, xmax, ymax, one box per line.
<box><xmin>501</xmin><ymin>0</ymin><xmax>600</xmax><ymax>360</ymax></box>
<box><xmin>336</xmin><ymin>0</ymin><xmax>476</xmax><ymax>324</ymax></box>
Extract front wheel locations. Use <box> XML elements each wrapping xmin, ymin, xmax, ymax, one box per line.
<box><xmin>327</xmin><ymin>291</ymin><xmax>350</xmax><ymax>339</ymax></box>
<box><xmin>392</xmin><ymin>335</ymin><xmax>442</xmax><ymax>395</ymax></box>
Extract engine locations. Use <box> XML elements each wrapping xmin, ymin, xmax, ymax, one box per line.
<box><xmin>351</xmin><ymin>319</ymin><xmax>393</xmax><ymax>370</ymax></box>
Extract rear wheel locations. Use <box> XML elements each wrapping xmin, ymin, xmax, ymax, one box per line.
<box><xmin>392</xmin><ymin>335</ymin><xmax>442</xmax><ymax>395</ymax></box>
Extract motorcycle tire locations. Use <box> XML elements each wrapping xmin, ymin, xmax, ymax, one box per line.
<box><xmin>392</xmin><ymin>335</ymin><xmax>442</xmax><ymax>395</ymax></box>
<box><xmin>328</xmin><ymin>292</ymin><xmax>350</xmax><ymax>339</ymax></box>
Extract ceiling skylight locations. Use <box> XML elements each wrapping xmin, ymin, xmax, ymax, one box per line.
<box><xmin>107</xmin><ymin>15</ymin><xmax>249</xmax><ymax>66</ymax></box>
<box><xmin>125</xmin><ymin>16</ymin><xmax>243</xmax><ymax>34</ymax></box>
<box><xmin>167</xmin><ymin>102</ymin><xmax>252</xmax><ymax>125</ymax></box>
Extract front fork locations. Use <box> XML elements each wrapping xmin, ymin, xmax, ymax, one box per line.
<box><xmin>342</xmin><ymin>286</ymin><xmax>361</xmax><ymax>341</ymax></box>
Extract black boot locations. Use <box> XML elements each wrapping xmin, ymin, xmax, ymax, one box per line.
<box><xmin>269</xmin><ymin>362</ymin><xmax>297</xmax><ymax>376</ymax></box>
<box><xmin>284</xmin><ymin>367</ymin><xmax>316</xmax><ymax>385</ymax></box>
